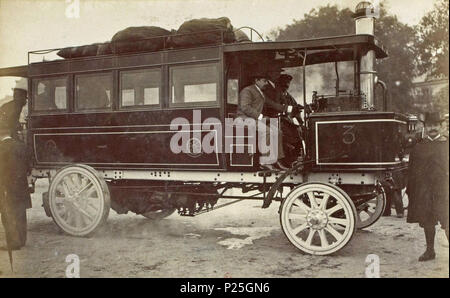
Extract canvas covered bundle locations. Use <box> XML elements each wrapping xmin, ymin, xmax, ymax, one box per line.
<box><xmin>56</xmin><ymin>17</ymin><xmax>251</xmax><ymax>59</ymax></box>
<box><xmin>111</xmin><ymin>26</ymin><xmax>172</xmax><ymax>54</ymax></box>
<box><xmin>170</xmin><ymin>17</ymin><xmax>236</xmax><ymax>48</ymax></box>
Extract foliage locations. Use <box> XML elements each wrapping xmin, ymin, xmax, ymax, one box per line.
<box><xmin>434</xmin><ymin>85</ymin><xmax>449</xmax><ymax>114</ymax></box>
<box><xmin>415</xmin><ymin>0</ymin><xmax>449</xmax><ymax>77</ymax></box>
<box><xmin>270</xmin><ymin>3</ymin><xmax>417</xmax><ymax>113</ymax></box>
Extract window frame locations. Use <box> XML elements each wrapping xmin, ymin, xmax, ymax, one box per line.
<box><xmin>74</xmin><ymin>71</ymin><xmax>114</xmax><ymax>112</ymax></box>
<box><xmin>31</xmin><ymin>75</ymin><xmax>70</xmax><ymax>114</ymax></box>
<box><xmin>168</xmin><ymin>62</ymin><xmax>220</xmax><ymax>108</ymax></box>
<box><xmin>118</xmin><ymin>67</ymin><xmax>162</xmax><ymax>111</ymax></box>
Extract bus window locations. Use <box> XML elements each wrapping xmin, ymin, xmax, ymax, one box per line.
<box><xmin>120</xmin><ymin>68</ymin><xmax>161</xmax><ymax>108</ymax></box>
<box><xmin>32</xmin><ymin>77</ymin><xmax>68</xmax><ymax>111</ymax></box>
<box><xmin>169</xmin><ymin>63</ymin><xmax>219</xmax><ymax>106</ymax></box>
<box><xmin>75</xmin><ymin>72</ymin><xmax>113</xmax><ymax>111</ymax></box>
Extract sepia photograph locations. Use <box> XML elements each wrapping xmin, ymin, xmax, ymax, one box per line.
<box><xmin>0</xmin><ymin>0</ymin><xmax>448</xmax><ymax>282</ymax></box>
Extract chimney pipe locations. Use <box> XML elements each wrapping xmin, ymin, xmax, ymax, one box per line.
<box><xmin>353</xmin><ymin>1</ymin><xmax>377</xmax><ymax>110</ymax></box>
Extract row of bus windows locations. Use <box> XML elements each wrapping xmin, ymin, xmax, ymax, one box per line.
<box><xmin>32</xmin><ymin>63</ymin><xmax>219</xmax><ymax>112</ymax></box>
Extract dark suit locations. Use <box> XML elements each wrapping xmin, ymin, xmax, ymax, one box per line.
<box><xmin>0</xmin><ymin>137</ymin><xmax>31</xmax><ymax>248</ymax></box>
<box><xmin>0</xmin><ymin>100</ymin><xmax>23</xmax><ymax>139</ymax></box>
<box><xmin>406</xmin><ymin>136</ymin><xmax>449</xmax><ymax>228</ymax></box>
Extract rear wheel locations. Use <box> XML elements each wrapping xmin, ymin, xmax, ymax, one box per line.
<box><xmin>280</xmin><ymin>182</ymin><xmax>357</xmax><ymax>255</ymax></box>
<box><xmin>48</xmin><ymin>164</ymin><xmax>110</xmax><ymax>236</ymax></box>
<box><xmin>356</xmin><ymin>191</ymin><xmax>386</xmax><ymax>229</ymax></box>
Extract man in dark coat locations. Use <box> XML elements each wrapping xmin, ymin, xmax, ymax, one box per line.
<box><xmin>406</xmin><ymin>111</ymin><xmax>449</xmax><ymax>261</ymax></box>
<box><xmin>0</xmin><ymin>125</ymin><xmax>32</xmax><ymax>250</ymax></box>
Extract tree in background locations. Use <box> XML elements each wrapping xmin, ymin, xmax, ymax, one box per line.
<box><xmin>270</xmin><ymin>3</ymin><xmax>417</xmax><ymax>113</ymax></box>
<box><xmin>415</xmin><ymin>0</ymin><xmax>449</xmax><ymax>78</ymax></box>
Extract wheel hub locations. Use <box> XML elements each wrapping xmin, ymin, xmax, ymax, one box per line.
<box><xmin>306</xmin><ymin>209</ymin><xmax>328</xmax><ymax>229</ymax></box>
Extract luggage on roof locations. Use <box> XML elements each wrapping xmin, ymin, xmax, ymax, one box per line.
<box><xmin>57</xmin><ymin>43</ymin><xmax>105</xmax><ymax>59</ymax></box>
<box><xmin>170</xmin><ymin>17</ymin><xmax>236</xmax><ymax>48</ymax></box>
<box><xmin>55</xmin><ymin>18</ymin><xmax>251</xmax><ymax>59</ymax></box>
<box><xmin>111</xmin><ymin>26</ymin><xmax>171</xmax><ymax>54</ymax></box>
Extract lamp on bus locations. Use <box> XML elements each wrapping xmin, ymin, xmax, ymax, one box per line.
<box><xmin>353</xmin><ymin>1</ymin><xmax>378</xmax><ymax>110</ymax></box>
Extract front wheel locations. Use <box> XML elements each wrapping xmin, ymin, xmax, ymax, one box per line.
<box><xmin>280</xmin><ymin>182</ymin><xmax>357</xmax><ymax>255</ymax></box>
<box><xmin>48</xmin><ymin>164</ymin><xmax>110</xmax><ymax>236</ymax></box>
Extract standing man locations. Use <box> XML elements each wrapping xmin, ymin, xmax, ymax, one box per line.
<box><xmin>0</xmin><ymin>78</ymin><xmax>31</xmax><ymax>251</ymax></box>
<box><xmin>406</xmin><ymin>111</ymin><xmax>449</xmax><ymax>261</ymax></box>
<box><xmin>0</xmin><ymin>125</ymin><xmax>32</xmax><ymax>250</ymax></box>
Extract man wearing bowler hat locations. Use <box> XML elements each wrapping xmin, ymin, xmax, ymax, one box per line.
<box><xmin>406</xmin><ymin>111</ymin><xmax>449</xmax><ymax>261</ymax></box>
<box><xmin>0</xmin><ymin>78</ymin><xmax>31</xmax><ymax>251</ymax></box>
<box><xmin>0</xmin><ymin>124</ymin><xmax>32</xmax><ymax>251</ymax></box>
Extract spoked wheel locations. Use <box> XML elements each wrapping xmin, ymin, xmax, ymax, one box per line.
<box><xmin>140</xmin><ymin>192</ymin><xmax>176</xmax><ymax>220</ymax></box>
<box><xmin>280</xmin><ymin>182</ymin><xmax>357</xmax><ymax>255</ymax></box>
<box><xmin>48</xmin><ymin>164</ymin><xmax>110</xmax><ymax>236</ymax></box>
<box><xmin>356</xmin><ymin>190</ymin><xmax>386</xmax><ymax>229</ymax></box>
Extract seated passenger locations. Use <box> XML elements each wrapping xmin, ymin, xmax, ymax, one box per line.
<box><xmin>236</xmin><ymin>73</ymin><xmax>287</xmax><ymax>171</ymax></box>
<box><xmin>35</xmin><ymin>84</ymin><xmax>58</xmax><ymax>111</ymax></box>
<box><xmin>275</xmin><ymin>74</ymin><xmax>304</xmax><ymax>126</ymax></box>
<box><xmin>275</xmin><ymin>74</ymin><xmax>305</xmax><ymax>163</ymax></box>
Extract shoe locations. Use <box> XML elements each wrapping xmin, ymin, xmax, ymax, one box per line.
<box><xmin>396</xmin><ymin>213</ymin><xmax>404</xmax><ymax>218</ymax></box>
<box><xmin>418</xmin><ymin>250</ymin><xmax>436</xmax><ymax>262</ymax></box>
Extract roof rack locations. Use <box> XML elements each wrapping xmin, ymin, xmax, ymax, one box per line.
<box><xmin>27</xmin><ymin>27</ymin><xmax>263</xmax><ymax>64</ymax></box>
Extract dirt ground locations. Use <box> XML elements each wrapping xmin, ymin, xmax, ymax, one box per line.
<box><xmin>0</xmin><ymin>179</ymin><xmax>448</xmax><ymax>278</ymax></box>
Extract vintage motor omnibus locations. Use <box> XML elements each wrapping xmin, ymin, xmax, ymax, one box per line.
<box><xmin>0</xmin><ymin>2</ymin><xmax>415</xmax><ymax>255</ymax></box>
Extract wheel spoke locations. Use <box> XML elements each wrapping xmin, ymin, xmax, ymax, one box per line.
<box><xmin>84</xmin><ymin>184</ymin><xmax>97</xmax><ymax>198</ymax></box>
<box><xmin>294</xmin><ymin>198</ymin><xmax>311</xmax><ymax>212</ymax></box>
<box><xmin>328</xmin><ymin>216</ymin><xmax>349</xmax><ymax>226</ymax></box>
<box><xmin>305</xmin><ymin>229</ymin><xmax>316</xmax><ymax>245</ymax></box>
<box><xmin>74</xmin><ymin>204</ymin><xmax>94</xmax><ymax>222</ymax></box>
<box><xmin>291</xmin><ymin>223</ymin><xmax>309</xmax><ymax>235</ymax></box>
<box><xmin>356</xmin><ymin>211</ymin><xmax>363</xmax><ymax>223</ymax></box>
<box><xmin>71</xmin><ymin>173</ymin><xmax>82</xmax><ymax>190</ymax></box>
<box><xmin>64</xmin><ymin>176</ymin><xmax>77</xmax><ymax>194</ymax></box>
<box><xmin>78</xmin><ymin>182</ymin><xmax>93</xmax><ymax>196</ymax></box>
<box><xmin>325</xmin><ymin>204</ymin><xmax>343</xmax><ymax>216</ymax></box>
<box><xmin>364</xmin><ymin>208</ymin><xmax>375</xmax><ymax>216</ymax></box>
<box><xmin>87</xmin><ymin>201</ymin><xmax>99</xmax><ymax>212</ymax></box>
<box><xmin>318</xmin><ymin>229</ymin><xmax>329</xmax><ymax>247</ymax></box>
<box><xmin>325</xmin><ymin>225</ymin><xmax>343</xmax><ymax>241</ymax></box>
<box><xmin>74</xmin><ymin>210</ymin><xmax>83</xmax><ymax>228</ymax></box>
<box><xmin>307</xmin><ymin>192</ymin><xmax>318</xmax><ymax>209</ymax></box>
<box><xmin>319</xmin><ymin>194</ymin><xmax>330</xmax><ymax>210</ymax></box>
<box><xmin>61</xmin><ymin>181</ymin><xmax>71</xmax><ymax>198</ymax></box>
<box><xmin>288</xmin><ymin>213</ymin><xmax>307</xmax><ymax>220</ymax></box>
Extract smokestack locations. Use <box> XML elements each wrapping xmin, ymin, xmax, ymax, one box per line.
<box><xmin>353</xmin><ymin>1</ymin><xmax>377</xmax><ymax>110</ymax></box>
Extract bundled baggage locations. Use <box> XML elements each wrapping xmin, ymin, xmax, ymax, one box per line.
<box><xmin>111</xmin><ymin>26</ymin><xmax>171</xmax><ymax>54</ymax></box>
<box><xmin>57</xmin><ymin>43</ymin><xmax>104</xmax><ymax>59</ymax></box>
<box><xmin>170</xmin><ymin>17</ymin><xmax>236</xmax><ymax>48</ymax></box>
<box><xmin>234</xmin><ymin>29</ymin><xmax>251</xmax><ymax>43</ymax></box>
<box><xmin>56</xmin><ymin>17</ymin><xmax>252</xmax><ymax>59</ymax></box>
